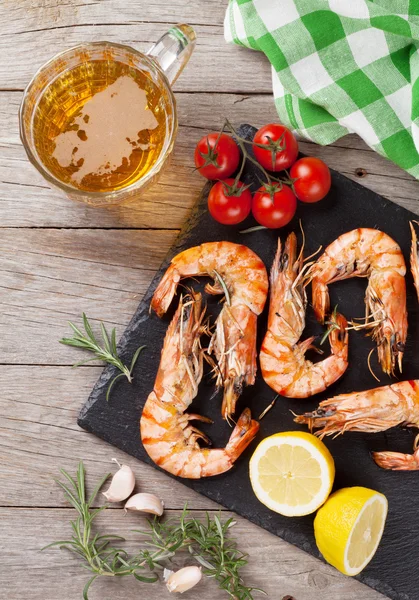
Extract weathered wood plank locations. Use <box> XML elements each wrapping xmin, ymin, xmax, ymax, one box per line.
<box><xmin>0</xmin><ymin>22</ymin><xmax>271</xmax><ymax>92</ymax></box>
<box><xmin>1</xmin><ymin>507</ymin><xmax>385</xmax><ymax>600</ymax></box>
<box><xmin>1</xmin><ymin>91</ymin><xmax>418</xmax><ymax>229</ymax></box>
<box><xmin>0</xmin><ymin>365</ymin><xmax>221</xmax><ymax>509</ymax></box>
<box><xmin>0</xmin><ymin>228</ymin><xmax>177</xmax><ymax>364</ymax></box>
<box><xmin>3</xmin><ymin>0</ymin><xmax>226</xmax><ymax>33</ymax></box>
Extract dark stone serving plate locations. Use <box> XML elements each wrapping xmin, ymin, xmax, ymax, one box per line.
<box><xmin>79</xmin><ymin>125</ymin><xmax>419</xmax><ymax>600</ymax></box>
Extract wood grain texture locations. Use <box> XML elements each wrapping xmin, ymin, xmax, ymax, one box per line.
<box><xmin>0</xmin><ymin>0</ymin><xmax>414</xmax><ymax>598</ymax></box>
<box><xmin>1</xmin><ymin>508</ymin><xmax>385</xmax><ymax>600</ymax></box>
<box><xmin>0</xmin><ymin>228</ymin><xmax>177</xmax><ymax>363</ymax></box>
<box><xmin>0</xmin><ymin>365</ymin><xmax>222</xmax><ymax>509</ymax></box>
<box><xmin>1</xmin><ymin>91</ymin><xmax>418</xmax><ymax>229</ymax></box>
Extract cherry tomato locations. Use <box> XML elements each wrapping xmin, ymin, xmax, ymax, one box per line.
<box><xmin>252</xmin><ymin>184</ymin><xmax>297</xmax><ymax>229</ymax></box>
<box><xmin>208</xmin><ymin>179</ymin><xmax>252</xmax><ymax>225</ymax></box>
<box><xmin>194</xmin><ymin>133</ymin><xmax>240</xmax><ymax>180</ymax></box>
<box><xmin>290</xmin><ymin>157</ymin><xmax>331</xmax><ymax>203</ymax></box>
<box><xmin>253</xmin><ymin>124</ymin><xmax>299</xmax><ymax>172</ymax></box>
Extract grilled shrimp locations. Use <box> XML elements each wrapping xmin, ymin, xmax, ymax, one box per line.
<box><xmin>260</xmin><ymin>232</ymin><xmax>348</xmax><ymax>397</ymax></box>
<box><xmin>151</xmin><ymin>242</ymin><xmax>269</xmax><ymax>420</ymax></box>
<box><xmin>410</xmin><ymin>221</ymin><xmax>419</xmax><ymax>300</ymax></box>
<box><xmin>295</xmin><ymin>380</ymin><xmax>419</xmax><ymax>470</ymax></box>
<box><xmin>308</xmin><ymin>228</ymin><xmax>407</xmax><ymax>376</ymax></box>
<box><xmin>140</xmin><ymin>292</ymin><xmax>259</xmax><ymax>478</ymax></box>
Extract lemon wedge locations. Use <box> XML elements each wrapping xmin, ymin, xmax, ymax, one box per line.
<box><xmin>314</xmin><ymin>487</ymin><xmax>388</xmax><ymax>576</ymax></box>
<box><xmin>249</xmin><ymin>431</ymin><xmax>335</xmax><ymax>517</ymax></box>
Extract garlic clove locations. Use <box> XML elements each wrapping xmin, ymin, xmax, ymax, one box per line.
<box><xmin>124</xmin><ymin>492</ymin><xmax>164</xmax><ymax>516</ymax></box>
<box><xmin>102</xmin><ymin>461</ymin><xmax>135</xmax><ymax>502</ymax></box>
<box><xmin>165</xmin><ymin>566</ymin><xmax>202</xmax><ymax>594</ymax></box>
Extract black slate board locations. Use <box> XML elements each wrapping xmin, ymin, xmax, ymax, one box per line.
<box><xmin>79</xmin><ymin>125</ymin><xmax>419</xmax><ymax>600</ymax></box>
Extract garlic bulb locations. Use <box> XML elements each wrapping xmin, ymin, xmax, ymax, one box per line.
<box><xmin>102</xmin><ymin>459</ymin><xmax>135</xmax><ymax>502</ymax></box>
<box><xmin>124</xmin><ymin>492</ymin><xmax>164</xmax><ymax>516</ymax></box>
<box><xmin>164</xmin><ymin>566</ymin><xmax>202</xmax><ymax>594</ymax></box>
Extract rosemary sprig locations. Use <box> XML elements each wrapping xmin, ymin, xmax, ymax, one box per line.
<box><xmin>139</xmin><ymin>506</ymin><xmax>266</xmax><ymax>600</ymax></box>
<box><xmin>44</xmin><ymin>463</ymin><xmax>264</xmax><ymax>600</ymax></box>
<box><xmin>59</xmin><ymin>313</ymin><xmax>145</xmax><ymax>400</ymax></box>
<box><xmin>42</xmin><ymin>463</ymin><xmax>160</xmax><ymax>599</ymax></box>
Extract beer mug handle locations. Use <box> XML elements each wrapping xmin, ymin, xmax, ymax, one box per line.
<box><xmin>147</xmin><ymin>24</ymin><xmax>196</xmax><ymax>86</ymax></box>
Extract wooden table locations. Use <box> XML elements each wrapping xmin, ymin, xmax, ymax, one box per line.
<box><xmin>1</xmin><ymin>2</ymin><xmax>417</xmax><ymax>599</ymax></box>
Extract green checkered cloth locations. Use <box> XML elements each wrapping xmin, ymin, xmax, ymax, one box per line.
<box><xmin>225</xmin><ymin>0</ymin><xmax>419</xmax><ymax>178</ymax></box>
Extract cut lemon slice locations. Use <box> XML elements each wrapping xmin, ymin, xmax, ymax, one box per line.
<box><xmin>314</xmin><ymin>487</ymin><xmax>388</xmax><ymax>576</ymax></box>
<box><xmin>249</xmin><ymin>431</ymin><xmax>335</xmax><ymax>517</ymax></box>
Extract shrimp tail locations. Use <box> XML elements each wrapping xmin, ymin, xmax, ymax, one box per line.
<box><xmin>372</xmin><ymin>449</ymin><xmax>419</xmax><ymax>470</ymax></box>
<box><xmin>311</xmin><ymin>277</ymin><xmax>329</xmax><ymax>324</ymax></box>
<box><xmin>151</xmin><ymin>264</ymin><xmax>181</xmax><ymax>317</ymax></box>
<box><xmin>222</xmin><ymin>377</ymin><xmax>243</xmax><ymax>422</ymax></box>
<box><xmin>210</xmin><ymin>305</ymin><xmax>257</xmax><ymax>420</ymax></box>
<box><xmin>225</xmin><ymin>408</ymin><xmax>259</xmax><ymax>459</ymax></box>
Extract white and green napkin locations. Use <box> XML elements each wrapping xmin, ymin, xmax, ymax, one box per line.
<box><xmin>225</xmin><ymin>0</ymin><xmax>419</xmax><ymax>178</ymax></box>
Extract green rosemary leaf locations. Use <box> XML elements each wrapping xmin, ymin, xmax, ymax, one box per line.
<box><xmin>60</xmin><ymin>337</ymin><xmax>90</xmax><ymax>349</ymax></box>
<box><xmin>106</xmin><ymin>373</ymin><xmax>126</xmax><ymax>402</ymax></box>
<box><xmin>193</xmin><ymin>553</ymin><xmax>215</xmax><ymax>570</ymax></box>
<box><xmin>213</xmin><ymin>270</ymin><xmax>231</xmax><ymax>306</ymax></box>
<box><xmin>82</xmin><ymin>575</ymin><xmax>98</xmax><ymax>600</ymax></box>
<box><xmin>96</xmin><ymin>534</ymin><xmax>126</xmax><ymax>542</ymax></box>
<box><xmin>111</xmin><ymin>327</ymin><xmax>118</xmax><ymax>356</ymax></box>
<box><xmin>68</xmin><ymin>321</ymin><xmax>85</xmax><ymax>338</ymax></box>
<box><xmin>213</xmin><ymin>515</ymin><xmax>224</xmax><ymax>542</ymax></box>
<box><xmin>77</xmin><ymin>462</ymin><xmax>86</xmax><ymax>505</ymax></box>
<box><xmin>100</xmin><ymin>322</ymin><xmax>111</xmax><ymax>353</ymax></box>
<box><xmin>54</xmin><ymin>480</ymin><xmax>83</xmax><ymax>516</ymax></box>
<box><xmin>320</xmin><ymin>323</ymin><xmax>339</xmax><ymax>345</ymax></box>
<box><xmin>130</xmin><ymin>345</ymin><xmax>146</xmax><ymax>374</ymax></box>
<box><xmin>134</xmin><ymin>572</ymin><xmax>159</xmax><ymax>583</ymax></box>
<box><xmin>59</xmin><ymin>468</ymin><xmax>79</xmax><ymax>494</ymax></box>
<box><xmin>41</xmin><ymin>539</ymin><xmax>78</xmax><ymax>551</ymax></box>
<box><xmin>72</xmin><ymin>357</ymin><xmax>101</xmax><ymax>368</ymax></box>
<box><xmin>87</xmin><ymin>472</ymin><xmax>111</xmax><ymax>507</ymax></box>
<box><xmin>82</xmin><ymin>313</ymin><xmax>97</xmax><ymax>344</ymax></box>
<box><xmin>239</xmin><ymin>225</ymin><xmax>268</xmax><ymax>234</ymax></box>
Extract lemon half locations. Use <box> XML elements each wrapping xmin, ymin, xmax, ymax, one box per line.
<box><xmin>314</xmin><ymin>487</ymin><xmax>388</xmax><ymax>576</ymax></box>
<box><xmin>249</xmin><ymin>431</ymin><xmax>335</xmax><ymax>517</ymax></box>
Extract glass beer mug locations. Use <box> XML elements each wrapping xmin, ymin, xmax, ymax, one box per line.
<box><xmin>19</xmin><ymin>25</ymin><xmax>196</xmax><ymax>207</ymax></box>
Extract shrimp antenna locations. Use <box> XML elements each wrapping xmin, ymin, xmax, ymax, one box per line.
<box><xmin>303</xmin><ymin>245</ymin><xmax>323</xmax><ymax>263</ymax></box>
<box><xmin>297</xmin><ymin>219</ymin><xmax>306</xmax><ymax>264</ymax></box>
<box><xmin>295</xmin><ymin>221</ymin><xmax>323</xmax><ymax>265</ymax></box>
<box><xmin>296</xmin><ymin>260</ymin><xmax>316</xmax><ymax>287</ymax></box>
<box><xmin>367</xmin><ymin>347</ymin><xmax>381</xmax><ymax>383</ymax></box>
<box><xmin>258</xmin><ymin>395</ymin><xmax>279</xmax><ymax>421</ymax></box>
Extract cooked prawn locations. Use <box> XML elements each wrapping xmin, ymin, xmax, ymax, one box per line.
<box><xmin>151</xmin><ymin>242</ymin><xmax>269</xmax><ymax>420</ymax></box>
<box><xmin>410</xmin><ymin>221</ymin><xmax>419</xmax><ymax>300</ymax></box>
<box><xmin>140</xmin><ymin>292</ymin><xmax>259</xmax><ymax>479</ymax></box>
<box><xmin>260</xmin><ymin>232</ymin><xmax>348</xmax><ymax>397</ymax></box>
<box><xmin>307</xmin><ymin>228</ymin><xmax>407</xmax><ymax>376</ymax></box>
<box><xmin>294</xmin><ymin>380</ymin><xmax>419</xmax><ymax>470</ymax></box>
